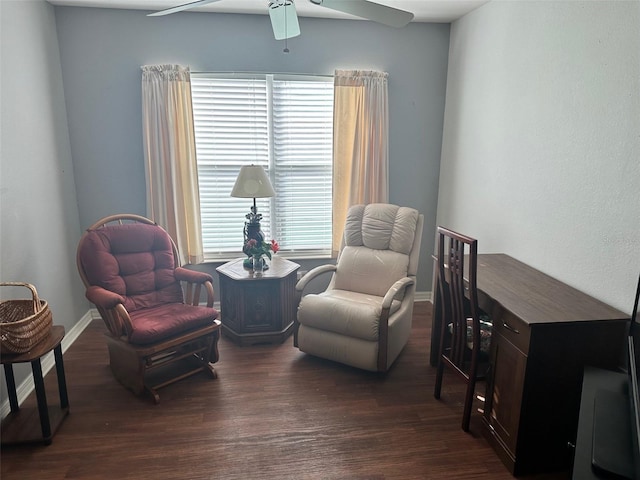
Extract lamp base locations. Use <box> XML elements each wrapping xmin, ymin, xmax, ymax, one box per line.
<box><xmin>242</xmin><ymin>221</ymin><xmax>269</xmax><ymax>271</ymax></box>
<box><xmin>244</xmin><ymin>221</ymin><xmax>265</xmax><ymax>243</ymax></box>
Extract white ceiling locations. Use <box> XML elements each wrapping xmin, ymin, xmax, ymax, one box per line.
<box><xmin>46</xmin><ymin>0</ymin><xmax>489</xmax><ymax>23</ymax></box>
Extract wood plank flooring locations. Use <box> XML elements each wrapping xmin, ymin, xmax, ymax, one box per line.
<box><xmin>1</xmin><ymin>302</ymin><xmax>570</xmax><ymax>480</ymax></box>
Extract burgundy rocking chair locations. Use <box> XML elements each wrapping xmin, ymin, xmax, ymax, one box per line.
<box><xmin>76</xmin><ymin>214</ymin><xmax>221</xmax><ymax>403</ymax></box>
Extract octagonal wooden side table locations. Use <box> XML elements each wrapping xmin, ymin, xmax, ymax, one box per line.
<box><xmin>216</xmin><ymin>257</ymin><xmax>299</xmax><ymax>346</ymax></box>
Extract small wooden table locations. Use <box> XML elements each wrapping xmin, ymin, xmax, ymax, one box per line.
<box><xmin>1</xmin><ymin>325</ymin><xmax>69</xmax><ymax>445</ymax></box>
<box><xmin>217</xmin><ymin>257</ymin><xmax>300</xmax><ymax>346</ymax></box>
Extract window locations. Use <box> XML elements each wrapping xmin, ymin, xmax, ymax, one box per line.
<box><xmin>191</xmin><ymin>74</ymin><xmax>334</xmax><ymax>260</ymax></box>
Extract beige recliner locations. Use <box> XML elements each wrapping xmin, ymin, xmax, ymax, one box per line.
<box><xmin>294</xmin><ymin>203</ymin><xmax>424</xmax><ymax>372</ymax></box>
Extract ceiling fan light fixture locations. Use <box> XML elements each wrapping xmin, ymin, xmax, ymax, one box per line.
<box><xmin>269</xmin><ymin>0</ymin><xmax>301</xmax><ymax>40</ymax></box>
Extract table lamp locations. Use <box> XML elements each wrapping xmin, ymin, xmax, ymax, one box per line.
<box><xmin>230</xmin><ymin>165</ymin><xmax>275</xmax><ymax>263</ymax></box>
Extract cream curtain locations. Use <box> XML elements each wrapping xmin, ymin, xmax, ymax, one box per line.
<box><xmin>332</xmin><ymin>69</ymin><xmax>389</xmax><ymax>254</ymax></box>
<box><xmin>141</xmin><ymin>64</ymin><xmax>204</xmax><ymax>265</ymax></box>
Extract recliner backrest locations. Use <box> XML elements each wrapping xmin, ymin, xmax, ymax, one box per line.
<box><xmin>334</xmin><ymin>204</ymin><xmax>420</xmax><ymax>297</ymax></box>
<box><xmin>77</xmin><ymin>223</ymin><xmax>184</xmax><ymax>312</ymax></box>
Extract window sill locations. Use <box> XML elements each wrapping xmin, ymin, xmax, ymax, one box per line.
<box><xmin>202</xmin><ymin>250</ymin><xmax>333</xmax><ymax>264</ymax></box>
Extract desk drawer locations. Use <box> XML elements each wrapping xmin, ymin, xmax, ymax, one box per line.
<box><xmin>491</xmin><ymin>306</ymin><xmax>530</xmax><ymax>355</ymax></box>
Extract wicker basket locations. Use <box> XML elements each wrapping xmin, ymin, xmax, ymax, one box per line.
<box><xmin>0</xmin><ymin>282</ymin><xmax>53</xmax><ymax>354</ymax></box>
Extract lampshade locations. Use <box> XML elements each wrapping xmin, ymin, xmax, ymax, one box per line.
<box><xmin>230</xmin><ymin>165</ymin><xmax>275</xmax><ymax>198</ymax></box>
<box><xmin>268</xmin><ymin>0</ymin><xmax>301</xmax><ymax>40</ymax></box>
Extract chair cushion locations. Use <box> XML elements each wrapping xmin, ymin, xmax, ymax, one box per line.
<box><xmin>448</xmin><ymin>316</ymin><xmax>493</xmax><ymax>354</ymax></box>
<box><xmin>334</xmin><ymin>246</ymin><xmax>410</xmax><ymax>298</ymax></box>
<box><xmin>344</xmin><ymin>204</ymin><xmax>419</xmax><ymax>254</ymax></box>
<box><xmin>337</xmin><ymin>204</ymin><xmax>418</xmax><ymax>298</ymax></box>
<box><xmin>128</xmin><ymin>303</ymin><xmax>219</xmax><ymax>345</ymax></box>
<box><xmin>297</xmin><ymin>290</ymin><xmax>401</xmax><ymax>342</ymax></box>
<box><xmin>78</xmin><ymin>223</ymin><xmax>184</xmax><ymax>312</ymax></box>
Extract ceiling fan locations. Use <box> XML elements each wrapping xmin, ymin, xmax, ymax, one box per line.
<box><xmin>147</xmin><ymin>0</ymin><xmax>414</xmax><ymax>40</ymax></box>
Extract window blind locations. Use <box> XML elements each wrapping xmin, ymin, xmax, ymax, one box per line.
<box><xmin>191</xmin><ymin>74</ymin><xmax>334</xmax><ymax>259</ymax></box>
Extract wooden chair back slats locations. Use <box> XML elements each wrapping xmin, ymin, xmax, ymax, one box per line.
<box><xmin>434</xmin><ymin>226</ymin><xmax>486</xmax><ymax>432</ymax></box>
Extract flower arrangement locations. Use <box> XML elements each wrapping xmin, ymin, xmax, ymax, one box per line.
<box><xmin>244</xmin><ymin>238</ymin><xmax>280</xmax><ymax>260</ymax></box>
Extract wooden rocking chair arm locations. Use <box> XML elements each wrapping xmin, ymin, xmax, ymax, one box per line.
<box><xmin>87</xmin><ymin>294</ymin><xmax>132</xmax><ymax>338</ymax></box>
<box><xmin>174</xmin><ymin>267</ymin><xmax>213</xmax><ymax>285</ymax></box>
<box><xmin>175</xmin><ymin>268</ymin><xmax>215</xmax><ymax>307</ymax></box>
<box><xmin>85</xmin><ymin>285</ymin><xmax>126</xmax><ymax>309</ymax></box>
<box><xmin>113</xmin><ymin>303</ymin><xmax>134</xmax><ymax>338</ymax></box>
<box><xmin>381</xmin><ymin>277</ymin><xmax>414</xmax><ymax>309</ymax></box>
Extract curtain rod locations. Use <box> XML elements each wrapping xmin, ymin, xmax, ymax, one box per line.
<box><xmin>191</xmin><ymin>70</ymin><xmax>334</xmax><ymax>78</ymax></box>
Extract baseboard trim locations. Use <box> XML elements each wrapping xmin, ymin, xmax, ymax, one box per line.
<box><xmin>1</xmin><ymin>309</ymin><xmax>97</xmax><ymax>419</ymax></box>
<box><xmin>415</xmin><ymin>291</ymin><xmax>432</xmax><ymax>303</ymax></box>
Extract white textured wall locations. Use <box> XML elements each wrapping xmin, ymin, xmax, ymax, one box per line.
<box><xmin>438</xmin><ymin>0</ymin><xmax>640</xmax><ymax>312</ymax></box>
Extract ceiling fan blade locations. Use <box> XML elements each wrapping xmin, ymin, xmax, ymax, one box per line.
<box><xmin>147</xmin><ymin>0</ymin><xmax>222</xmax><ymax>17</ymax></box>
<box><xmin>312</xmin><ymin>0</ymin><xmax>414</xmax><ymax>27</ymax></box>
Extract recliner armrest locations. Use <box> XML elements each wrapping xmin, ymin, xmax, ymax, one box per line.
<box><xmin>381</xmin><ymin>277</ymin><xmax>414</xmax><ymax>309</ymax></box>
<box><xmin>175</xmin><ymin>267</ymin><xmax>213</xmax><ymax>284</ymax></box>
<box><xmin>85</xmin><ymin>285</ymin><xmax>125</xmax><ymax>309</ymax></box>
<box><xmin>295</xmin><ymin>264</ymin><xmax>337</xmax><ymax>293</ymax></box>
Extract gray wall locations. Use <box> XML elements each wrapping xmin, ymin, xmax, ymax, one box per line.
<box><xmin>54</xmin><ymin>6</ymin><xmax>451</xmax><ymax>297</ymax></box>
<box><xmin>438</xmin><ymin>0</ymin><xmax>640</xmax><ymax>313</ymax></box>
<box><xmin>1</xmin><ymin>1</ymin><xmax>88</xmax><ymax>403</ymax></box>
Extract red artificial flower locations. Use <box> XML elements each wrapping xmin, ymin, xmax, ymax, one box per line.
<box><xmin>243</xmin><ymin>238</ymin><xmax>279</xmax><ymax>260</ymax></box>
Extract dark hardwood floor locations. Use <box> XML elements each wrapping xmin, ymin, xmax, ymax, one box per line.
<box><xmin>1</xmin><ymin>302</ymin><xmax>570</xmax><ymax>480</ymax></box>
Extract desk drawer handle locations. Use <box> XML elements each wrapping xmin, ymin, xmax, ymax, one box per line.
<box><xmin>502</xmin><ymin>322</ymin><xmax>520</xmax><ymax>334</ymax></box>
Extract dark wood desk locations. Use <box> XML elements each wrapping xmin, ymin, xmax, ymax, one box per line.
<box><xmin>217</xmin><ymin>257</ymin><xmax>299</xmax><ymax>346</ymax></box>
<box><xmin>431</xmin><ymin>254</ymin><xmax>628</xmax><ymax>476</ymax></box>
<box><xmin>1</xmin><ymin>325</ymin><xmax>69</xmax><ymax>445</ymax></box>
